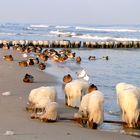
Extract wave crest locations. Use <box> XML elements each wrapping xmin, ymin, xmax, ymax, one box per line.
<box><xmin>30</xmin><ymin>24</ymin><xmax>49</xmax><ymax>28</ymax></box>
<box><xmin>76</xmin><ymin>26</ymin><xmax>140</xmax><ymax>33</ymax></box>
<box><xmin>73</xmin><ymin>34</ymin><xmax>140</xmax><ymax>41</ymax></box>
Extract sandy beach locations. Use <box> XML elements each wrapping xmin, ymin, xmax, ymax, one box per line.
<box><xmin>0</xmin><ymin>48</ymin><xmax>139</xmax><ymax>140</ymax></box>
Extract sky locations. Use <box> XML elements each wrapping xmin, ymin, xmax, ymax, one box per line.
<box><xmin>0</xmin><ymin>0</ymin><xmax>140</xmax><ymax>25</ymax></box>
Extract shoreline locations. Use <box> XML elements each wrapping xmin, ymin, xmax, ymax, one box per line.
<box><xmin>0</xmin><ymin>48</ymin><xmax>139</xmax><ymax>140</ymax></box>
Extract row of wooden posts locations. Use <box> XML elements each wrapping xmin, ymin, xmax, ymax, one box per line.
<box><xmin>0</xmin><ymin>40</ymin><xmax>140</xmax><ymax>49</ymax></box>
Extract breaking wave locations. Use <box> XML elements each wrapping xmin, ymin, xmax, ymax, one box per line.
<box><xmin>76</xmin><ymin>26</ymin><xmax>140</xmax><ymax>33</ymax></box>
<box><xmin>73</xmin><ymin>34</ymin><xmax>140</xmax><ymax>41</ymax></box>
<box><xmin>30</xmin><ymin>24</ymin><xmax>49</xmax><ymax>28</ymax></box>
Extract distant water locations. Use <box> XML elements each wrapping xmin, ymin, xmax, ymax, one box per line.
<box><xmin>0</xmin><ymin>23</ymin><xmax>140</xmax><ymax>41</ymax></box>
<box><xmin>0</xmin><ymin>23</ymin><xmax>140</xmax><ymax>137</ymax></box>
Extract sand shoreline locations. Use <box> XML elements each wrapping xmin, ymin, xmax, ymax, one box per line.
<box><xmin>0</xmin><ymin>48</ymin><xmax>139</xmax><ymax>140</ymax></box>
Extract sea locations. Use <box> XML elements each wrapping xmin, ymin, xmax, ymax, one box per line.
<box><xmin>0</xmin><ymin>23</ymin><xmax>140</xmax><ymax>41</ymax></box>
<box><xmin>0</xmin><ymin>23</ymin><xmax>140</xmax><ymax>137</ymax></box>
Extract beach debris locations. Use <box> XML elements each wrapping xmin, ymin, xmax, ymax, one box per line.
<box><xmin>4</xmin><ymin>130</ymin><xmax>15</xmax><ymax>136</ymax></box>
<box><xmin>1</xmin><ymin>91</ymin><xmax>11</xmax><ymax>96</ymax></box>
<box><xmin>66</xmin><ymin>132</ymin><xmax>71</xmax><ymax>135</ymax></box>
<box><xmin>120</xmin><ymin>130</ymin><xmax>140</xmax><ymax>137</ymax></box>
<box><xmin>23</xmin><ymin>73</ymin><xmax>34</xmax><ymax>83</ymax></box>
<box><xmin>3</xmin><ymin>55</ymin><xmax>14</xmax><ymax>61</ymax></box>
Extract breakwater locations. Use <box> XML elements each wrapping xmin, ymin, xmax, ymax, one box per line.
<box><xmin>0</xmin><ymin>40</ymin><xmax>140</xmax><ymax>49</ymax></box>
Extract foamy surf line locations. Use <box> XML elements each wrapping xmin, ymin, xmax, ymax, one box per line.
<box><xmin>0</xmin><ymin>32</ymin><xmax>17</xmax><ymax>36</ymax></box>
<box><xmin>30</xmin><ymin>24</ymin><xmax>49</xmax><ymax>28</ymax></box>
<box><xmin>76</xmin><ymin>26</ymin><xmax>140</xmax><ymax>33</ymax></box>
<box><xmin>55</xmin><ymin>25</ymin><xmax>71</xmax><ymax>29</ymax></box>
<box><xmin>49</xmin><ymin>30</ymin><xmax>78</xmax><ymax>37</ymax></box>
<box><xmin>50</xmin><ymin>30</ymin><xmax>71</xmax><ymax>36</ymax></box>
<box><xmin>72</xmin><ymin>34</ymin><xmax>140</xmax><ymax>41</ymax></box>
<box><xmin>49</xmin><ymin>30</ymin><xmax>140</xmax><ymax>41</ymax></box>
<box><xmin>1</xmin><ymin>30</ymin><xmax>137</xmax><ymax>42</ymax></box>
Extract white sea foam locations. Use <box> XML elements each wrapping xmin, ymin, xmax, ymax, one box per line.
<box><xmin>4</xmin><ymin>130</ymin><xmax>15</xmax><ymax>136</ymax></box>
<box><xmin>73</xmin><ymin>34</ymin><xmax>140</xmax><ymax>41</ymax></box>
<box><xmin>30</xmin><ymin>24</ymin><xmax>49</xmax><ymax>28</ymax></box>
<box><xmin>55</xmin><ymin>25</ymin><xmax>71</xmax><ymax>29</ymax></box>
<box><xmin>76</xmin><ymin>26</ymin><xmax>140</xmax><ymax>33</ymax></box>
<box><xmin>50</xmin><ymin>30</ymin><xmax>72</xmax><ymax>37</ymax></box>
<box><xmin>1</xmin><ymin>91</ymin><xmax>11</xmax><ymax>96</ymax></box>
<box><xmin>73</xmin><ymin>34</ymin><xmax>113</xmax><ymax>41</ymax></box>
<box><xmin>19</xmin><ymin>33</ymin><xmax>50</xmax><ymax>37</ymax></box>
<box><xmin>114</xmin><ymin>37</ymin><xmax>139</xmax><ymax>41</ymax></box>
<box><xmin>26</xmin><ymin>27</ymin><xmax>35</xmax><ymax>30</ymax></box>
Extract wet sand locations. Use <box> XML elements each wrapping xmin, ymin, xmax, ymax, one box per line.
<box><xmin>0</xmin><ymin>48</ymin><xmax>139</xmax><ymax>140</ymax></box>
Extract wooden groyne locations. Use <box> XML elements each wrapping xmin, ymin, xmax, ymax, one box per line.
<box><xmin>0</xmin><ymin>40</ymin><xmax>140</xmax><ymax>49</ymax></box>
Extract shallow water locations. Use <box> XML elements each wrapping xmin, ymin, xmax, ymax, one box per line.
<box><xmin>45</xmin><ymin>48</ymin><xmax>140</xmax><ymax>136</ymax></box>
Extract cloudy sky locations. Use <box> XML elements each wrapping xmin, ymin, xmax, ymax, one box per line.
<box><xmin>0</xmin><ymin>0</ymin><xmax>139</xmax><ymax>25</ymax></box>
